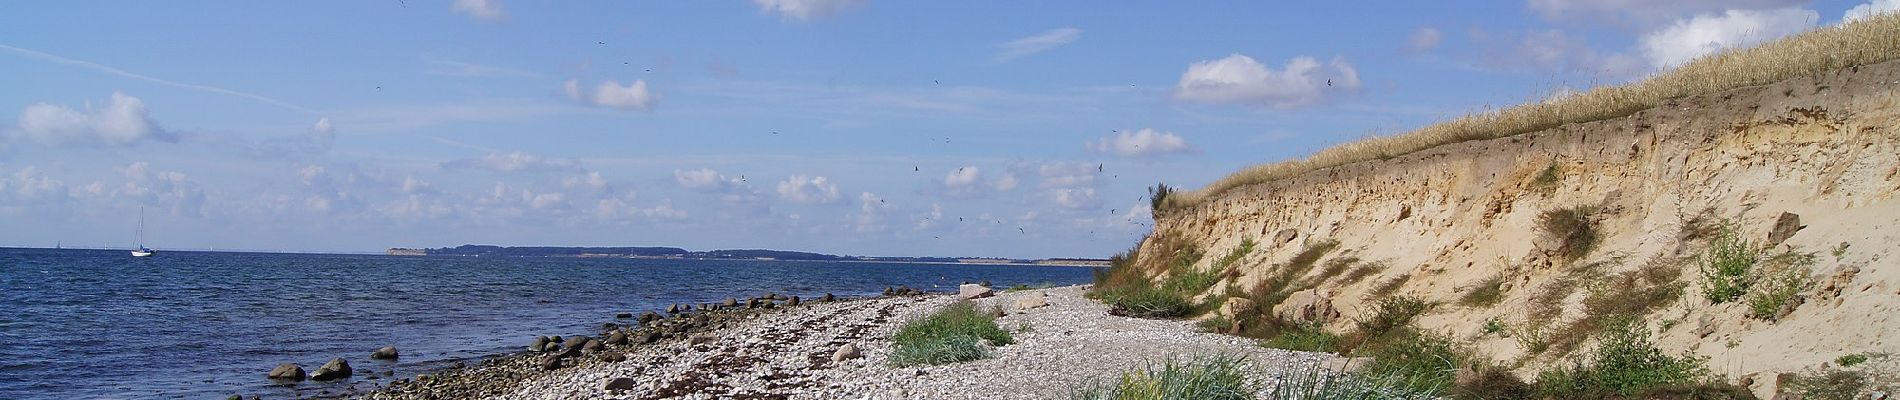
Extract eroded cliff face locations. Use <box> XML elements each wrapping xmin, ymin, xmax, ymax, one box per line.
<box><xmin>1142</xmin><ymin>60</ymin><xmax>1900</xmax><ymax>392</ymax></box>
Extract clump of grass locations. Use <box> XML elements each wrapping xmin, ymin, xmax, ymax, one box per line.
<box><xmin>1265</xmin><ymin>362</ymin><xmax>1443</xmax><ymax>400</ymax></box>
<box><xmin>1784</xmin><ymin>370</ymin><xmax>1868</xmax><ymax>400</ymax></box>
<box><xmin>1148</xmin><ymin>183</ymin><xmax>1175</xmax><ymax>217</ymax></box>
<box><xmin>1458</xmin><ymin>275</ymin><xmax>1507</xmax><ymax>308</ymax></box>
<box><xmin>1101</xmin><ymin>285</ymin><xmax>1195</xmax><ymax>319</ymax></box>
<box><xmin>1699</xmin><ymin>223</ymin><xmax>1760</xmax><ymax>303</ymax></box>
<box><xmin>1525</xmin><ymin>277</ymin><xmax>1577</xmax><ymax>331</ymax></box>
<box><xmin>1541</xmin><ymin>258</ymin><xmax>1686</xmax><ymax>356</ymax></box>
<box><xmin>1481</xmin><ymin>318</ymin><xmax>1506</xmax><ymax>336</ymax></box>
<box><xmin>1354</xmin><ymin>295</ymin><xmax>1432</xmax><ymax>342</ymax></box>
<box><xmin>1747</xmin><ymin>252</ymin><xmax>1813</xmax><ymax>320</ymax></box>
<box><xmin>1358</xmin><ymin>329</ymin><xmax>1465</xmax><ymax>395</ymax></box>
<box><xmin>1535</xmin><ymin>319</ymin><xmax>1718</xmax><ymax>398</ymax></box>
<box><xmin>1197</xmin><ymin>315</ymin><xmax>1234</xmax><ymax>333</ymax></box>
<box><xmin>1161</xmin><ymin>13</ymin><xmax>1900</xmax><ymax>211</ymax></box>
<box><xmin>1836</xmin><ymin>353</ymin><xmax>1870</xmax><ymax>367</ymax></box>
<box><xmin>889</xmin><ymin>302</ymin><xmax>1014</xmax><ymax>366</ymax></box>
<box><xmin>1531</xmin><ymin>162</ymin><xmax>1562</xmax><ymax>191</ymax></box>
<box><xmin>1213</xmin><ymin>238</ymin><xmax>1256</xmax><ymax>272</ymax></box>
<box><xmin>1262</xmin><ymin>323</ymin><xmax>1342</xmax><ymax>353</ymax></box>
<box><xmin>1069</xmin><ymin>354</ymin><xmax>1254</xmax><ymax>400</ymax></box>
<box><xmin>1538</xmin><ymin>206</ymin><xmax>1599</xmax><ymax>262</ymax></box>
<box><xmin>1304</xmin><ymin>256</ymin><xmax>1362</xmax><ymax>288</ymax></box>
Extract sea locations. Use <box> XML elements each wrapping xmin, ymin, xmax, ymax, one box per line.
<box><xmin>0</xmin><ymin>248</ymin><xmax>1098</xmax><ymax>399</ymax></box>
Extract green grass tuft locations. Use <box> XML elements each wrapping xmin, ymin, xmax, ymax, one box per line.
<box><xmin>889</xmin><ymin>302</ymin><xmax>1014</xmax><ymax>366</ymax></box>
<box><xmin>1265</xmin><ymin>363</ymin><xmax>1443</xmax><ymax>400</ymax></box>
<box><xmin>1070</xmin><ymin>354</ymin><xmax>1254</xmax><ymax>400</ymax></box>
<box><xmin>1538</xmin><ymin>206</ymin><xmax>1599</xmax><ymax>262</ymax></box>
<box><xmin>1355</xmin><ymin>295</ymin><xmax>1431</xmax><ymax>341</ymax></box>
<box><xmin>1358</xmin><ymin>328</ymin><xmax>1464</xmax><ymax>395</ymax></box>
<box><xmin>1836</xmin><ymin>353</ymin><xmax>1869</xmax><ymax>367</ymax></box>
<box><xmin>1747</xmin><ymin>251</ymin><xmax>1814</xmax><ymax>320</ymax></box>
<box><xmin>1262</xmin><ymin>324</ymin><xmax>1342</xmax><ymax>353</ymax></box>
<box><xmin>1535</xmin><ymin>319</ymin><xmax>1714</xmax><ymax>398</ymax></box>
<box><xmin>1458</xmin><ymin>275</ymin><xmax>1507</xmax><ymax>308</ymax></box>
<box><xmin>1699</xmin><ymin>223</ymin><xmax>1760</xmax><ymax>304</ymax></box>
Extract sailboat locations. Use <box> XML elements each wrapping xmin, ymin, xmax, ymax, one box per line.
<box><xmin>131</xmin><ymin>206</ymin><xmax>156</xmax><ymax>257</ymax></box>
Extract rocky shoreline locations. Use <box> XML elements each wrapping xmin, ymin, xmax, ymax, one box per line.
<box><xmin>301</xmin><ymin>285</ymin><xmax>1324</xmax><ymax>399</ymax></box>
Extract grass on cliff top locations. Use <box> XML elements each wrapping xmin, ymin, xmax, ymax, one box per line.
<box><xmin>889</xmin><ymin>301</ymin><xmax>1014</xmax><ymax>366</ymax></box>
<box><xmin>1161</xmin><ymin>13</ymin><xmax>1900</xmax><ymax>211</ymax></box>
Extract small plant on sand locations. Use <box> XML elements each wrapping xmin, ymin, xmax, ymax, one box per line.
<box><xmin>1358</xmin><ymin>329</ymin><xmax>1465</xmax><ymax>395</ymax></box>
<box><xmin>1699</xmin><ymin>223</ymin><xmax>1760</xmax><ymax>304</ymax></box>
<box><xmin>889</xmin><ymin>302</ymin><xmax>1014</xmax><ymax>366</ymax></box>
<box><xmin>1537</xmin><ymin>205</ymin><xmax>1599</xmax><ymax>262</ymax></box>
<box><xmin>1481</xmin><ymin>318</ymin><xmax>1506</xmax><ymax>336</ymax></box>
<box><xmin>1262</xmin><ymin>323</ymin><xmax>1342</xmax><ymax>353</ymax></box>
<box><xmin>1785</xmin><ymin>370</ymin><xmax>1869</xmax><ymax>400</ymax></box>
<box><xmin>1530</xmin><ymin>162</ymin><xmax>1562</xmax><ymax>193</ymax></box>
<box><xmin>1265</xmin><ymin>362</ymin><xmax>1442</xmax><ymax>400</ymax></box>
<box><xmin>1458</xmin><ymin>275</ymin><xmax>1507</xmax><ymax>308</ymax></box>
<box><xmin>1355</xmin><ymin>295</ymin><xmax>1431</xmax><ymax>340</ymax></box>
<box><xmin>1536</xmin><ymin>319</ymin><xmax>1720</xmax><ymax>398</ymax></box>
<box><xmin>1836</xmin><ymin>353</ymin><xmax>1870</xmax><ymax>367</ymax></box>
<box><xmin>1747</xmin><ymin>251</ymin><xmax>1814</xmax><ymax>320</ymax></box>
<box><xmin>1070</xmin><ymin>354</ymin><xmax>1253</xmax><ymax>400</ymax></box>
<box><xmin>1104</xmin><ymin>286</ymin><xmax>1193</xmax><ymax>319</ymax></box>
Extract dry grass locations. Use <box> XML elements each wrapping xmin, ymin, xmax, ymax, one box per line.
<box><xmin>1163</xmin><ymin>14</ymin><xmax>1900</xmax><ymax>211</ymax></box>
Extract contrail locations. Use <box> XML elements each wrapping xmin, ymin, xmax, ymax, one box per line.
<box><xmin>1</xmin><ymin>44</ymin><xmax>317</xmax><ymax>113</ymax></box>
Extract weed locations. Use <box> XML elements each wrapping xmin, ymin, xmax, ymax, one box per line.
<box><xmin>1538</xmin><ymin>206</ymin><xmax>1599</xmax><ymax>262</ymax></box>
<box><xmin>1102</xmin><ymin>286</ymin><xmax>1194</xmax><ymax>319</ymax></box>
<box><xmin>1831</xmin><ymin>242</ymin><xmax>1850</xmax><ymax>260</ymax></box>
<box><xmin>1525</xmin><ymin>277</ymin><xmax>1577</xmax><ymax>330</ymax></box>
<box><xmin>1265</xmin><ymin>362</ymin><xmax>1442</xmax><ymax>400</ymax></box>
<box><xmin>1725</xmin><ymin>339</ymin><xmax>1740</xmax><ymax>349</ymax></box>
<box><xmin>1747</xmin><ymin>251</ymin><xmax>1813</xmax><ymax>320</ymax></box>
<box><xmin>1699</xmin><ymin>223</ymin><xmax>1760</xmax><ymax>304</ymax></box>
<box><xmin>1836</xmin><ymin>353</ymin><xmax>1869</xmax><ymax>367</ymax></box>
<box><xmin>1213</xmin><ymin>238</ymin><xmax>1256</xmax><ymax>272</ymax></box>
<box><xmin>1459</xmin><ymin>275</ymin><xmax>1507</xmax><ymax>308</ymax></box>
<box><xmin>1355</xmin><ymin>296</ymin><xmax>1432</xmax><ymax>341</ymax></box>
<box><xmin>1786</xmin><ymin>370</ymin><xmax>1868</xmax><ymax>400</ymax></box>
<box><xmin>1359</xmin><ymin>329</ymin><xmax>1464</xmax><ymax>395</ymax></box>
<box><xmin>1513</xmin><ymin>325</ymin><xmax>1551</xmax><ymax>354</ymax></box>
<box><xmin>1531</xmin><ymin>162</ymin><xmax>1562</xmax><ymax>193</ymax></box>
<box><xmin>1536</xmin><ymin>319</ymin><xmax>1713</xmax><ymax>398</ymax></box>
<box><xmin>1263</xmin><ymin>323</ymin><xmax>1342</xmax><ymax>353</ymax></box>
<box><xmin>1197</xmin><ymin>315</ymin><xmax>1233</xmax><ymax>333</ymax></box>
<box><xmin>1148</xmin><ymin>183</ymin><xmax>1175</xmax><ymax>217</ymax></box>
<box><xmin>1542</xmin><ymin>258</ymin><xmax>1686</xmax><ymax>355</ymax></box>
<box><xmin>1307</xmin><ymin>256</ymin><xmax>1361</xmax><ymax>288</ymax></box>
<box><xmin>1482</xmin><ymin>318</ymin><xmax>1506</xmax><ymax>335</ymax></box>
<box><xmin>1450</xmin><ymin>366</ymin><xmax>1538</xmax><ymax>400</ymax></box>
<box><xmin>889</xmin><ymin>302</ymin><xmax>1014</xmax><ymax>366</ymax></box>
<box><xmin>1069</xmin><ymin>354</ymin><xmax>1254</xmax><ymax>400</ymax></box>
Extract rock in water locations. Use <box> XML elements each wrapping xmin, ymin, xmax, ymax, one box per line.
<box><xmin>266</xmin><ymin>363</ymin><xmax>306</xmax><ymax>381</ymax></box>
<box><xmin>882</xmin><ymin>286</ymin><xmax>895</xmax><ymax>296</ymax></box>
<box><xmin>530</xmin><ymin>336</ymin><xmax>550</xmax><ymax>352</ymax></box>
<box><xmin>832</xmin><ymin>343</ymin><xmax>862</xmax><ymax>363</ymax></box>
<box><xmin>665</xmin><ymin>304</ymin><xmax>681</xmax><ymax>314</ymax></box>
<box><xmin>639</xmin><ymin>312</ymin><xmax>660</xmax><ymax>323</ymax></box>
<box><xmin>310</xmin><ymin>358</ymin><xmax>352</xmax><ymax>381</ymax></box>
<box><xmin>958</xmin><ymin>283</ymin><xmax>995</xmax><ymax>300</ymax></box>
<box><xmin>615</xmin><ymin>312</ymin><xmax>633</xmax><ymax>319</ymax></box>
<box><xmin>1014</xmin><ymin>292</ymin><xmax>1049</xmax><ymax>311</ymax></box>
<box><xmin>370</xmin><ymin>346</ymin><xmax>399</xmax><ymax>360</ymax></box>
<box><xmin>603</xmin><ymin>377</ymin><xmax>638</xmax><ymax>391</ymax></box>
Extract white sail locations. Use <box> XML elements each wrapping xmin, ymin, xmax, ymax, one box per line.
<box><xmin>131</xmin><ymin>207</ymin><xmax>155</xmax><ymax>257</ymax></box>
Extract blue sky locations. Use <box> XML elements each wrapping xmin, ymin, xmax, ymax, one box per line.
<box><xmin>3</xmin><ymin>0</ymin><xmax>1895</xmax><ymax>258</ymax></box>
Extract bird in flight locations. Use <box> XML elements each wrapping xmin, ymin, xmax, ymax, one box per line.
<box><xmin>597</xmin><ymin>41</ymin><xmax>606</xmax><ymax>45</ymax></box>
<box><xmin>1017</xmin><ymin>227</ymin><xmax>1026</xmax><ymax>234</ymax></box>
<box><xmin>1098</xmin><ymin>163</ymin><xmax>1103</xmax><ymax>172</ymax></box>
<box><xmin>739</xmin><ymin>175</ymin><xmax>746</xmax><ymax>182</ymax></box>
<box><xmin>1326</xmin><ymin>79</ymin><xmax>1333</xmax><ymax>86</ymax></box>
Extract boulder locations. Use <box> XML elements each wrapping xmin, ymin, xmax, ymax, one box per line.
<box><xmin>883</xmin><ymin>286</ymin><xmax>896</xmax><ymax>296</ymax></box>
<box><xmin>605</xmin><ymin>331</ymin><xmax>628</xmax><ymax>345</ymax></box>
<box><xmin>665</xmin><ymin>304</ymin><xmax>681</xmax><ymax>314</ymax></box>
<box><xmin>821</xmin><ymin>293</ymin><xmax>835</xmax><ymax>302</ymax></box>
<box><xmin>688</xmin><ymin>335</ymin><xmax>716</xmax><ymax>345</ymax></box>
<box><xmin>529</xmin><ymin>336</ymin><xmax>551</xmax><ymax>352</ymax></box>
<box><xmin>582</xmin><ymin>338</ymin><xmax>605</xmax><ymax>353</ymax></box>
<box><xmin>370</xmin><ymin>346</ymin><xmax>399</xmax><ymax>360</ymax></box>
<box><xmin>771</xmin><ymin>293</ymin><xmax>788</xmax><ymax>301</ymax></box>
<box><xmin>1217</xmin><ymin>297</ymin><xmax>1256</xmax><ymax>320</ymax></box>
<box><xmin>540</xmin><ymin>355</ymin><xmax>564</xmax><ymax>371</ymax></box>
<box><xmin>603</xmin><ymin>377</ymin><xmax>638</xmax><ymax>391</ymax></box>
<box><xmin>832</xmin><ymin>343</ymin><xmax>862</xmax><ymax>363</ymax></box>
<box><xmin>747</xmin><ymin>298</ymin><xmax>762</xmax><ymax>309</ymax></box>
<box><xmin>958</xmin><ymin>284</ymin><xmax>995</xmax><ymax>300</ymax></box>
<box><xmin>266</xmin><ymin>363</ymin><xmax>306</xmax><ymax>381</ymax></box>
<box><xmin>1766</xmin><ymin>212</ymin><xmax>1803</xmax><ymax>246</ymax></box>
<box><xmin>639</xmin><ymin>312</ymin><xmax>660</xmax><ymax>323</ymax></box>
<box><xmin>786</xmin><ymin>296</ymin><xmax>801</xmax><ymax>306</ymax></box>
<box><xmin>310</xmin><ymin>358</ymin><xmax>352</xmax><ymax>381</ymax></box>
<box><xmin>1272</xmin><ymin>289</ymin><xmax>1340</xmax><ymax>325</ymax></box>
<box><xmin>599</xmin><ymin>352</ymin><xmax>627</xmax><ymax>363</ymax></box>
<box><xmin>722</xmin><ymin>297</ymin><xmax>739</xmax><ymax>308</ymax></box>
<box><xmin>980</xmin><ymin>280</ymin><xmax>992</xmax><ymax>287</ymax></box>
<box><xmin>1272</xmin><ymin>228</ymin><xmax>1299</xmax><ymax>245</ymax></box>
<box><xmin>636</xmin><ymin>332</ymin><xmax>660</xmax><ymax>344</ymax></box>
<box><xmin>1014</xmin><ymin>292</ymin><xmax>1050</xmax><ymax>311</ymax></box>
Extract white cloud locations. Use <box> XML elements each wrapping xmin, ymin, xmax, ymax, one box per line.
<box><xmin>944</xmin><ymin>166</ymin><xmax>981</xmax><ymax>188</ymax></box>
<box><xmin>0</xmin><ymin>166</ymin><xmax>70</xmax><ymax>205</ymax></box>
<box><xmin>1639</xmin><ymin>8</ymin><xmax>1817</xmax><ymax>69</ymax></box>
<box><xmin>674</xmin><ymin>168</ymin><xmax>745</xmax><ymax>193</ymax></box>
<box><xmin>1474</xmin><ymin>29</ymin><xmax>1644</xmax><ymax>77</ymax></box>
<box><xmin>1526</xmin><ymin>0</ymin><xmax>1809</xmax><ymax>26</ymax></box>
<box><xmin>562</xmin><ymin>171</ymin><xmax>607</xmax><ymax>192</ymax></box>
<box><xmin>1086</xmin><ymin>128</ymin><xmax>1195</xmax><ymax>160</ymax></box>
<box><xmin>1172</xmin><ymin>54</ymin><xmax>1360</xmax><ymax>109</ymax></box>
<box><xmin>1846</xmin><ymin>0</ymin><xmax>1900</xmax><ymax>22</ymax></box>
<box><xmin>777</xmin><ymin>174</ymin><xmax>841</xmax><ymax>204</ymax></box>
<box><xmin>10</xmin><ymin>92</ymin><xmax>175</xmax><ymax>147</ymax></box>
<box><xmin>564</xmin><ymin>79</ymin><xmax>656</xmax><ymax>111</ymax></box>
<box><xmin>1050</xmin><ymin>187</ymin><xmax>1101</xmax><ymax>210</ymax></box>
<box><xmin>753</xmin><ymin>0</ymin><xmax>862</xmax><ymax>21</ymax></box>
<box><xmin>996</xmin><ymin>28</ymin><xmax>1081</xmax><ymax>62</ymax></box>
<box><xmin>940</xmin><ymin>166</ymin><xmax>1017</xmax><ymax>197</ymax></box>
<box><xmin>442</xmin><ymin>152</ymin><xmax>581</xmax><ymax>173</ymax></box>
<box><xmin>116</xmin><ymin>162</ymin><xmax>207</xmax><ymax>217</ymax></box>
<box><xmin>1037</xmin><ymin>162</ymin><xmax>1100</xmax><ymax>189</ymax></box>
<box><xmin>850</xmin><ymin>192</ymin><xmax>894</xmax><ymax>232</ymax></box>
<box><xmin>309</xmin><ymin>117</ymin><xmax>335</xmax><ymax>148</ymax></box>
<box><xmin>1409</xmin><ymin>27</ymin><xmax>1443</xmax><ymax>52</ymax></box>
<box><xmin>451</xmin><ymin>0</ymin><xmax>507</xmax><ymax>21</ymax></box>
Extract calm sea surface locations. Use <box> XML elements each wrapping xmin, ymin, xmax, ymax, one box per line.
<box><xmin>0</xmin><ymin>248</ymin><xmax>1097</xmax><ymax>399</ymax></box>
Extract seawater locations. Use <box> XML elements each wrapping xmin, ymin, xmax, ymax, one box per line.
<box><xmin>0</xmin><ymin>248</ymin><xmax>1097</xmax><ymax>399</ymax></box>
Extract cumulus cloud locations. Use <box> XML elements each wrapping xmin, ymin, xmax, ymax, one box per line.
<box><xmin>1172</xmin><ymin>54</ymin><xmax>1360</xmax><ymax>109</ymax></box>
<box><xmin>940</xmin><ymin>166</ymin><xmax>1018</xmax><ymax>197</ymax></box>
<box><xmin>564</xmin><ymin>79</ymin><xmax>656</xmax><ymax>111</ymax></box>
<box><xmin>1050</xmin><ymin>187</ymin><xmax>1101</xmax><ymax>210</ymax></box>
<box><xmin>442</xmin><ymin>152</ymin><xmax>582</xmax><ymax>173</ymax></box>
<box><xmin>451</xmin><ymin>0</ymin><xmax>507</xmax><ymax>21</ymax></box>
<box><xmin>753</xmin><ymin>0</ymin><xmax>862</xmax><ymax>21</ymax></box>
<box><xmin>1846</xmin><ymin>0</ymin><xmax>1900</xmax><ymax>22</ymax></box>
<box><xmin>1527</xmin><ymin>0</ymin><xmax>1809</xmax><ymax>26</ymax></box>
<box><xmin>1408</xmin><ymin>27</ymin><xmax>1443</xmax><ymax>52</ymax></box>
<box><xmin>0</xmin><ymin>166</ymin><xmax>70</xmax><ymax>205</ymax></box>
<box><xmin>850</xmin><ymin>192</ymin><xmax>894</xmax><ymax>232</ymax></box>
<box><xmin>1639</xmin><ymin>8</ymin><xmax>1817</xmax><ymax>69</ymax></box>
<box><xmin>673</xmin><ymin>168</ymin><xmax>748</xmax><ymax>193</ymax></box>
<box><xmin>1473</xmin><ymin>29</ymin><xmax>1644</xmax><ymax>77</ymax></box>
<box><xmin>1086</xmin><ymin>128</ymin><xmax>1195</xmax><ymax>160</ymax></box>
<box><xmin>777</xmin><ymin>175</ymin><xmax>841</xmax><ymax>204</ymax></box>
<box><xmin>1036</xmin><ymin>162</ymin><xmax>1099</xmax><ymax>189</ymax></box>
<box><xmin>10</xmin><ymin>92</ymin><xmax>175</xmax><ymax>147</ymax></box>
<box><xmin>562</xmin><ymin>171</ymin><xmax>608</xmax><ymax>191</ymax></box>
<box><xmin>117</xmin><ymin>162</ymin><xmax>208</xmax><ymax>217</ymax></box>
<box><xmin>996</xmin><ymin>28</ymin><xmax>1081</xmax><ymax>62</ymax></box>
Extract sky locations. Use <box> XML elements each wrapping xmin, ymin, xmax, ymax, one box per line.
<box><xmin>3</xmin><ymin>0</ymin><xmax>1897</xmax><ymax>258</ymax></box>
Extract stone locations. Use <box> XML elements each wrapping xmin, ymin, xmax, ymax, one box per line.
<box><xmin>958</xmin><ymin>284</ymin><xmax>995</xmax><ymax>300</ymax></box>
<box><xmin>582</xmin><ymin>338</ymin><xmax>605</xmax><ymax>353</ymax></box>
<box><xmin>639</xmin><ymin>311</ymin><xmax>660</xmax><ymax>323</ymax></box>
<box><xmin>615</xmin><ymin>312</ymin><xmax>633</xmax><ymax>319</ymax></box>
<box><xmin>1217</xmin><ymin>296</ymin><xmax>1255</xmax><ymax>320</ymax></box>
<box><xmin>666</xmin><ymin>304</ymin><xmax>681</xmax><ymax>314</ymax></box>
<box><xmin>266</xmin><ymin>363</ymin><xmax>306</xmax><ymax>381</ymax></box>
<box><xmin>603</xmin><ymin>377</ymin><xmax>638</xmax><ymax>391</ymax></box>
<box><xmin>689</xmin><ymin>335</ymin><xmax>716</xmax><ymax>345</ymax></box>
<box><xmin>747</xmin><ymin>298</ymin><xmax>762</xmax><ymax>308</ymax></box>
<box><xmin>540</xmin><ymin>355</ymin><xmax>564</xmax><ymax>371</ymax></box>
<box><xmin>980</xmin><ymin>280</ymin><xmax>992</xmax><ymax>287</ymax></box>
<box><xmin>1272</xmin><ymin>289</ymin><xmax>1340</xmax><ymax>325</ymax></box>
<box><xmin>832</xmin><ymin>343</ymin><xmax>862</xmax><ymax>362</ymax></box>
<box><xmin>599</xmin><ymin>352</ymin><xmax>627</xmax><ymax>363</ymax></box>
<box><xmin>530</xmin><ymin>336</ymin><xmax>551</xmax><ymax>352</ymax></box>
<box><xmin>786</xmin><ymin>296</ymin><xmax>801</xmax><ymax>306</ymax></box>
<box><xmin>370</xmin><ymin>346</ymin><xmax>399</xmax><ymax>360</ymax></box>
<box><xmin>637</xmin><ymin>332</ymin><xmax>659</xmax><ymax>344</ymax></box>
<box><xmin>883</xmin><ymin>286</ymin><xmax>896</xmax><ymax>296</ymax></box>
<box><xmin>310</xmin><ymin>358</ymin><xmax>352</xmax><ymax>381</ymax></box>
<box><xmin>723</xmin><ymin>297</ymin><xmax>739</xmax><ymax>308</ymax></box>
<box><xmin>1766</xmin><ymin>212</ymin><xmax>1803</xmax><ymax>246</ymax></box>
<box><xmin>821</xmin><ymin>293</ymin><xmax>835</xmax><ymax>302</ymax></box>
<box><xmin>1694</xmin><ymin>314</ymin><xmax>1719</xmax><ymax>338</ymax></box>
<box><xmin>605</xmin><ymin>331</ymin><xmax>628</xmax><ymax>345</ymax></box>
<box><xmin>1272</xmin><ymin>228</ymin><xmax>1299</xmax><ymax>245</ymax></box>
<box><xmin>1014</xmin><ymin>292</ymin><xmax>1050</xmax><ymax>311</ymax></box>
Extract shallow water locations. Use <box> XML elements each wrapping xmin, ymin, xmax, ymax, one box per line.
<box><xmin>0</xmin><ymin>248</ymin><xmax>1095</xmax><ymax>399</ymax></box>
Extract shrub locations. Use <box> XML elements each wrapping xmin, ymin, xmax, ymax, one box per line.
<box><xmin>1458</xmin><ymin>276</ymin><xmax>1507</xmax><ymax>308</ymax></box>
<box><xmin>1541</xmin><ymin>258</ymin><xmax>1687</xmax><ymax>356</ymax></box>
<box><xmin>1359</xmin><ymin>329</ymin><xmax>1464</xmax><ymax>395</ymax></box>
<box><xmin>1747</xmin><ymin>252</ymin><xmax>1813</xmax><ymax>320</ymax></box>
<box><xmin>1699</xmin><ymin>223</ymin><xmax>1760</xmax><ymax>304</ymax></box>
<box><xmin>1536</xmin><ymin>320</ymin><xmax>1713</xmax><ymax>398</ymax></box>
<box><xmin>889</xmin><ymin>302</ymin><xmax>1014</xmax><ymax>366</ymax></box>
<box><xmin>1070</xmin><ymin>354</ymin><xmax>1253</xmax><ymax>400</ymax></box>
<box><xmin>1104</xmin><ymin>286</ymin><xmax>1193</xmax><ymax>319</ymax></box>
<box><xmin>1355</xmin><ymin>295</ymin><xmax>1431</xmax><ymax>340</ymax></box>
<box><xmin>1213</xmin><ymin>238</ymin><xmax>1256</xmax><ymax>272</ymax></box>
<box><xmin>1148</xmin><ymin>183</ymin><xmax>1175</xmax><ymax>217</ymax></box>
<box><xmin>1263</xmin><ymin>323</ymin><xmax>1342</xmax><ymax>353</ymax></box>
<box><xmin>1265</xmin><ymin>363</ymin><xmax>1442</xmax><ymax>400</ymax></box>
<box><xmin>1537</xmin><ymin>206</ymin><xmax>1599</xmax><ymax>262</ymax></box>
